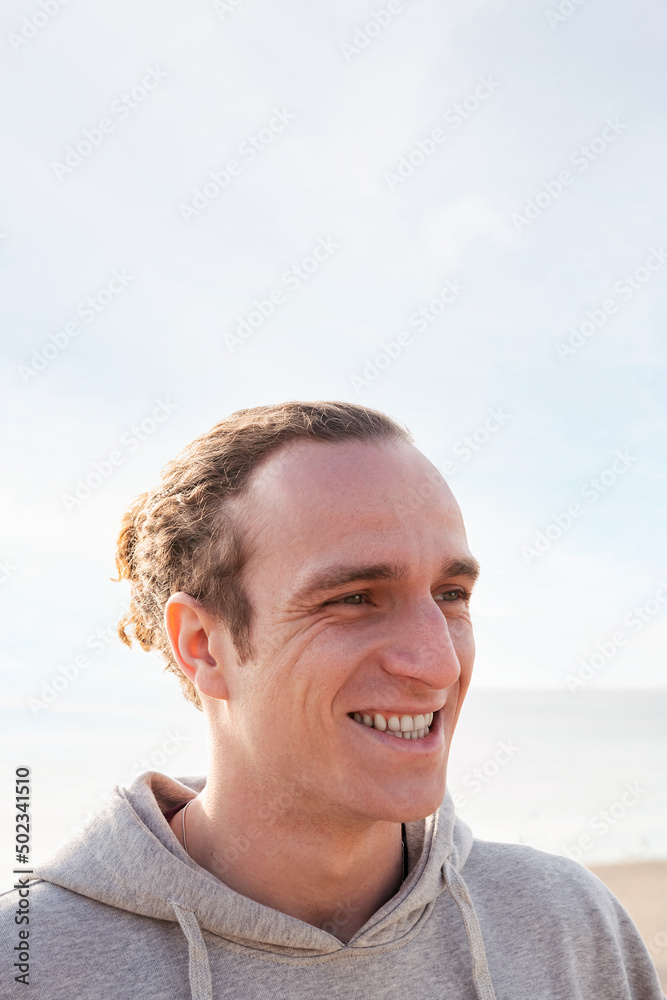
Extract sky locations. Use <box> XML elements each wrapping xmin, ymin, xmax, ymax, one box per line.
<box><xmin>1</xmin><ymin>0</ymin><xmax>666</xmax><ymax>869</ymax></box>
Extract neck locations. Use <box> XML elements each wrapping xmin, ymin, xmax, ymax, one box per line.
<box><xmin>169</xmin><ymin>775</ymin><xmax>406</xmax><ymax>942</ymax></box>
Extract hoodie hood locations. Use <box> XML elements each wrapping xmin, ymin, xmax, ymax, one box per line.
<box><xmin>35</xmin><ymin>771</ymin><xmax>496</xmax><ymax>999</ymax></box>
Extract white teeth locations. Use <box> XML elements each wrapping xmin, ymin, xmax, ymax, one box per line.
<box><xmin>351</xmin><ymin>711</ymin><xmax>435</xmax><ymax>740</ymax></box>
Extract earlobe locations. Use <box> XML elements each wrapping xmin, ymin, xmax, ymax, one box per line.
<box><xmin>164</xmin><ymin>593</ymin><xmax>229</xmax><ymax>701</ymax></box>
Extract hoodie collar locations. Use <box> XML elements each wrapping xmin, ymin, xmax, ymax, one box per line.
<box><xmin>36</xmin><ymin>770</ymin><xmax>472</xmax><ymax>955</ymax></box>
<box><xmin>35</xmin><ymin>771</ymin><xmax>496</xmax><ymax>999</ymax></box>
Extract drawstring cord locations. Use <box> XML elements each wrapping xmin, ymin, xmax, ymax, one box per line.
<box><xmin>167</xmin><ymin>864</ymin><xmax>495</xmax><ymax>1000</ymax></box>
<box><xmin>170</xmin><ymin>899</ymin><xmax>213</xmax><ymax>1000</ymax></box>
<box><xmin>443</xmin><ymin>861</ymin><xmax>497</xmax><ymax>1000</ymax></box>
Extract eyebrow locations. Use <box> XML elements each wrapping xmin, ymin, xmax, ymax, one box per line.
<box><xmin>290</xmin><ymin>556</ymin><xmax>480</xmax><ymax>604</ymax></box>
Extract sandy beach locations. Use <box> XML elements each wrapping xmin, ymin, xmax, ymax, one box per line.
<box><xmin>589</xmin><ymin>861</ymin><xmax>667</xmax><ymax>990</ymax></box>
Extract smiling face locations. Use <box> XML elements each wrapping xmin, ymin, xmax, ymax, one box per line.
<box><xmin>207</xmin><ymin>438</ymin><xmax>479</xmax><ymax>827</ymax></box>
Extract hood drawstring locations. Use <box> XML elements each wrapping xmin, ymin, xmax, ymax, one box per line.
<box><xmin>443</xmin><ymin>860</ymin><xmax>497</xmax><ymax>1000</ymax></box>
<box><xmin>167</xmin><ymin>833</ymin><xmax>496</xmax><ymax>1000</ymax></box>
<box><xmin>170</xmin><ymin>899</ymin><xmax>213</xmax><ymax>1000</ymax></box>
<box><xmin>168</xmin><ymin>873</ymin><xmax>496</xmax><ymax>1000</ymax></box>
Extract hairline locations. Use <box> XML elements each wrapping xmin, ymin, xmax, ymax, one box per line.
<box><xmin>201</xmin><ymin>434</ymin><xmax>413</xmax><ymax>653</ymax></box>
<box><xmin>207</xmin><ymin>437</ymin><xmax>472</xmax><ymax>642</ymax></box>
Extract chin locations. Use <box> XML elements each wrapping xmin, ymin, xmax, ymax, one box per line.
<box><xmin>359</xmin><ymin>775</ymin><xmax>448</xmax><ymax>824</ymax></box>
<box><xmin>398</xmin><ymin>788</ymin><xmax>447</xmax><ymax>823</ymax></box>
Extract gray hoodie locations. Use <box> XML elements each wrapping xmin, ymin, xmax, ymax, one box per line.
<box><xmin>1</xmin><ymin>770</ymin><xmax>663</xmax><ymax>999</ymax></box>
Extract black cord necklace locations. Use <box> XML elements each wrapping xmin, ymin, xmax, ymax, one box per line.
<box><xmin>401</xmin><ymin>822</ymin><xmax>408</xmax><ymax>882</ymax></box>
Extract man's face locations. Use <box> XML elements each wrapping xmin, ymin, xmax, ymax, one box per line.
<box><xmin>209</xmin><ymin>438</ymin><xmax>478</xmax><ymax>826</ymax></box>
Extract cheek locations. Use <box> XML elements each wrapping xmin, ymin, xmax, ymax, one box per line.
<box><xmin>248</xmin><ymin>624</ymin><xmax>348</xmax><ymax>708</ymax></box>
<box><xmin>300</xmin><ymin>616</ymin><xmax>374</xmax><ymax>664</ymax></box>
<box><xmin>448</xmin><ymin>618</ymin><xmax>475</xmax><ymax>668</ymax></box>
<box><xmin>450</xmin><ymin>625</ymin><xmax>475</xmax><ymax>718</ymax></box>
<box><xmin>449</xmin><ymin>620</ymin><xmax>475</xmax><ymax>700</ymax></box>
<box><xmin>462</xmin><ymin>627</ymin><xmax>475</xmax><ymax>664</ymax></box>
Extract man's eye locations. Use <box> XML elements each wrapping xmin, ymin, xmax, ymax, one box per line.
<box><xmin>435</xmin><ymin>589</ymin><xmax>469</xmax><ymax>603</ymax></box>
<box><xmin>337</xmin><ymin>594</ymin><xmax>365</xmax><ymax>605</ymax></box>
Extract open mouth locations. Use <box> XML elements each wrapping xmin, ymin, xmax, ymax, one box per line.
<box><xmin>347</xmin><ymin>710</ymin><xmax>435</xmax><ymax>740</ymax></box>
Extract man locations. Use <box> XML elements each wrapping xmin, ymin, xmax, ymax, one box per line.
<box><xmin>2</xmin><ymin>400</ymin><xmax>663</xmax><ymax>999</ymax></box>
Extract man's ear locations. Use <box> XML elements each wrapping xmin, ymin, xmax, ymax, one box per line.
<box><xmin>164</xmin><ymin>593</ymin><xmax>230</xmax><ymax>701</ymax></box>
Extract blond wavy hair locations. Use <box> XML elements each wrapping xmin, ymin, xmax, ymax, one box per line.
<box><xmin>114</xmin><ymin>400</ymin><xmax>411</xmax><ymax>709</ymax></box>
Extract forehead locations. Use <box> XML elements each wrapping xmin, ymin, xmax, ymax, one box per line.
<box><xmin>250</xmin><ymin>437</ymin><xmax>449</xmax><ymax>500</ymax></box>
<box><xmin>238</xmin><ymin>438</ymin><xmax>470</xmax><ymax>569</ymax></box>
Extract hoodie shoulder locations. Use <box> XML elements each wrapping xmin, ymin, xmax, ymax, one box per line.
<box><xmin>467</xmin><ymin>836</ymin><xmax>614</xmax><ymax>897</ymax></box>
<box><xmin>0</xmin><ymin>879</ymin><xmax>193</xmax><ymax>1000</ymax></box>
<box><xmin>461</xmin><ymin>839</ymin><xmax>663</xmax><ymax>999</ymax></box>
<box><xmin>465</xmin><ymin>836</ymin><xmax>638</xmax><ymax>926</ymax></box>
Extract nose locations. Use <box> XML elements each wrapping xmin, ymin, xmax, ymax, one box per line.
<box><xmin>378</xmin><ymin>596</ymin><xmax>465</xmax><ymax>692</ymax></box>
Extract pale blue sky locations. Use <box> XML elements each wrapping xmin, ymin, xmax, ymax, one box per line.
<box><xmin>1</xmin><ymin>0</ymin><xmax>666</xmax><ymax>869</ymax></box>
